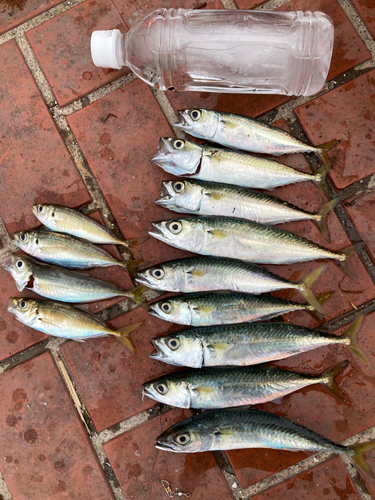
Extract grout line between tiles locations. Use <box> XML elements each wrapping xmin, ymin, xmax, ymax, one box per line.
<box><xmin>340</xmin><ymin>454</ymin><xmax>372</xmax><ymax>500</ymax></box>
<box><xmin>0</xmin><ymin>0</ymin><xmax>87</xmax><ymax>47</ymax></box>
<box><xmin>220</xmin><ymin>0</ymin><xmax>238</xmax><ymax>8</ymax></box>
<box><xmin>0</xmin><ymin>472</ymin><xmax>13</xmax><ymax>500</ymax></box>
<box><xmin>336</xmin><ymin>0</ymin><xmax>375</xmax><ymax>58</ymax></box>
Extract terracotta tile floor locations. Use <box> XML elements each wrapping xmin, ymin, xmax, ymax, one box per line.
<box><xmin>0</xmin><ymin>1</ymin><xmax>375</xmax><ymax>499</ymax></box>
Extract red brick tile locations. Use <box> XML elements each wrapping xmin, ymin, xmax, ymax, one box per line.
<box><xmin>0</xmin><ymin>39</ymin><xmax>91</xmax><ymax>236</ymax></box>
<box><xmin>67</xmin><ymin>78</ymin><xmax>193</xmax><ymax>266</ymax></box>
<box><xmin>251</xmin><ymin>458</ymin><xmax>360</xmax><ymax>500</ymax></box>
<box><xmin>167</xmin><ymin>0</ymin><xmax>370</xmax><ymax>119</ymax></box>
<box><xmin>0</xmin><ymin>268</ymin><xmax>46</xmax><ymax>362</ymax></box>
<box><xmin>227</xmin><ymin>309</ymin><xmax>375</xmax><ymax>488</ymax></box>
<box><xmin>61</xmin><ymin>306</ymin><xmax>181</xmax><ymax>432</ymax></box>
<box><xmin>103</xmin><ymin>408</ymin><xmax>232</xmax><ymax>500</ymax></box>
<box><xmin>295</xmin><ymin>70</ymin><xmax>375</xmax><ymax>190</ymax></box>
<box><xmin>345</xmin><ymin>191</ymin><xmax>375</xmax><ymax>266</ymax></box>
<box><xmin>27</xmin><ymin>0</ymin><xmax>129</xmax><ymax>107</ymax></box>
<box><xmin>0</xmin><ymin>352</ymin><xmax>114</xmax><ymax>499</ymax></box>
<box><xmin>0</xmin><ymin>0</ymin><xmax>64</xmax><ymax>35</ymax></box>
<box><xmin>352</xmin><ymin>0</ymin><xmax>375</xmax><ymax>39</ymax></box>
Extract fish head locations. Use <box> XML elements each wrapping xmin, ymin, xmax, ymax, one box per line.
<box><xmin>142</xmin><ymin>376</ymin><xmax>191</xmax><ymax>408</ymax></box>
<box><xmin>150</xmin><ymin>138</ymin><xmax>202</xmax><ymax>176</ymax></box>
<box><xmin>155</xmin><ymin>417</ymin><xmax>209</xmax><ymax>453</ymax></box>
<box><xmin>155</xmin><ymin>180</ymin><xmax>203</xmax><ymax>214</ymax></box>
<box><xmin>1</xmin><ymin>254</ymin><xmax>34</xmax><ymax>291</ymax></box>
<box><xmin>7</xmin><ymin>297</ymin><xmax>39</xmax><ymax>325</ymax></box>
<box><xmin>149</xmin><ymin>218</ymin><xmax>205</xmax><ymax>253</ymax></box>
<box><xmin>32</xmin><ymin>203</ymin><xmax>56</xmax><ymax>228</ymax></box>
<box><xmin>13</xmin><ymin>230</ymin><xmax>40</xmax><ymax>255</ymax></box>
<box><xmin>150</xmin><ymin>333</ymin><xmax>203</xmax><ymax>368</ymax></box>
<box><xmin>174</xmin><ymin>109</ymin><xmax>220</xmax><ymax>140</ymax></box>
<box><xmin>135</xmin><ymin>262</ymin><xmax>185</xmax><ymax>292</ymax></box>
<box><xmin>149</xmin><ymin>297</ymin><xmax>192</xmax><ymax>325</ymax></box>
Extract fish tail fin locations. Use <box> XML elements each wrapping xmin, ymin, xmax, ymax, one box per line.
<box><xmin>314</xmin><ymin>198</ymin><xmax>339</xmax><ymax>242</ymax></box>
<box><xmin>122</xmin><ymin>285</ymin><xmax>148</xmax><ymax>306</ymax></box>
<box><xmin>116</xmin><ymin>321</ymin><xmax>144</xmax><ymax>352</ymax></box>
<box><xmin>317</xmin><ymin>139</ymin><xmax>339</xmax><ymax>153</ymax></box>
<box><xmin>321</xmin><ymin>360</ymin><xmax>349</xmax><ymax>401</ymax></box>
<box><xmin>298</xmin><ymin>265</ymin><xmax>327</xmax><ymax>314</ymax></box>
<box><xmin>339</xmin><ymin>242</ymin><xmax>366</xmax><ymax>275</ymax></box>
<box><xmin>122</xmin><ymin>236</ymin><xmax>148</xmax><ymax>248</ymax></box>
<box><xmin>342</xmin><ymin>315</ymin><xmax>372</xmax><ymax>367</ymax></box>
<box><xmin>349</xmin><ymin>441</ymin><xmax>375</xmax><ymax>479</ymax></box>
<box><xmin>126</xmin><ymin>259</ymin><xmax>143</xmax><ymax>279</ymax></box>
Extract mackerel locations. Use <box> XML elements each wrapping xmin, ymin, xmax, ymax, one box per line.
<box><xmin>174</xmin><ymin>109</ymin><xmax>335</xmax><ymax>156</ymax></box>
<box><xmin>156</xmin><ymin>179</ymin><xmax>337</xmax><ymax>240</ymax></box>
<box><xmin>155</xmin><ymin>408</ymin><xmax>375</xmax><ymax>480</ymax></box>
<box><xmin>136</xmin><ymin>256</ymin><xmax>325</xmax><ymax>312</ymax></box>
<box><xmin>151</xmin><ymin>138</ymin><xmax>330</xmax><ymax>190</ymax></box>
<box><xmin>149</xmin><ymin>216</ymin><xmax>362</xmax><ymax>272</ymax></box>
<box><xmin>150</xmin><ymin>316</ymin><xmax>370</xmax><ymax>368</ymax></box>
<box><xmin>1</xmin><ymin>254</ymin><xmax>145</xmax><ymax>304</ymax></box>
<box><xmin>148</xmin><ymin>291</ymin><xmax>316</xmax><ymax>326</ymax></box>
<box><xmin>143</xmin><ymin>362</ymin><xmax>347</xmax><ymax>409</ymax></box>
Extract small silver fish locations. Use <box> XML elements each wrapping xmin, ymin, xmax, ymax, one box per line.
<box><xmin>156</xmin><ymin>179</ymin><xmax>337</xmax><ymax>240</ymax></box>
<box><xmin>151</xmin><ymin>138</ymin><xmax>329</xmax><ymax>190</ymax></box>
<box><xmin>150</xmin><ymin>316</ymin><xmax>370</xmax><ymax>368</ymax></box>
<box><xmin>32</xmin><ymin>203</ymin><xmax>146</xmax><ymax>248</ymax></box>
<box><xmin>136</xmin><ymin>256</ymin><xmax>325</xmax><ymax>312</ymax></box>
<box><xmin>1</xmin><ymin>253</ymin><xmax>145</xmax><ymax>304</ymax></box>
<box><xmin>148</xmin><ymin>291</ymin><xmax>316</xmax><ymax>327</ymax></box>
<box><xmin>7</xmin><ymin>297</ymin><xmax>142</xmax><ymax>351</ymax></box>
<box><xmin>13</xmin><ymin>230</ymin><xmax>129</xmax><ymax>271</ymax></box>
<box><xmin>155</xmin><ymin>408</ymin><xmax>375</xmax><ymax>480</ymax></box>
<box><xmin>142</xmin><ymin>362</ymin><xmax>347</xmax><ymax>409</ymax></box>
<box><xmin>174</xmin><ymin>109</ymin><xmax>336</xmax><ymax>155</ymax></box>
<box><xmin>149</xmin><ymin>216</ymin><xmax>362</xmax><ymax>273</ymax></box>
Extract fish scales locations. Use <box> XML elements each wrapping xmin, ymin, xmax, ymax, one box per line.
<box><xmin>150</xmin><ymin>322</ymin><xmax>352</xmax><ymax>368</ymax></box>
<box><xmin>150</xmin><ymin>216</ymin><xmax>344</xmax><ymax>265</ymax></box>
<box><xmin>149</xmin><ymin>291</ymin><xmax>313</xmax><ymax>326</ymax></box>
<box><xmin>143</xmin><ymin>365</ymin><xmax>343</xmax><ymax>409</ymax></box>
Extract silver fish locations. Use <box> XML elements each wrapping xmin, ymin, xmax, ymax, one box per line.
<box><xmin>13</xmin><ymin>230</ymin><xmax>129</xmax><ymax>271</ymax></box>
<box><xmin>148</xmin><ymin>291</ymin><xmax>315</xmax><ymax>327</ymax></box>
<box><xmin>7</xmin><ymin>297</ymin><xmax>142</xmax><ymax>351</ymax></box>
<box><xmin>1</xmin><ymin>254</ymin><xmax>145</xmax><ymax>304</ymax></box>
<box><xmin>155</xmin><ymin>408</ymin><xmax>375</xmax><ymax>480</ymax></box>
<box><xmin>156</xmin><ymin>179</ymin><xmax>337</xmax><ymax>240</ymax></box>
<box><xmin>142</xmin><ymin>362</ymin><xmax>347</xmax><ymax>409</ymax></box>
<box><xmin>149</xmin><ymin>216</ymin><xmax>361</xmax><ymax>272</ymax></box>
<box><xmin>136</xmin><ymin>256</ymin><xmax>325</xmax><ymax>312</ymax></box>
<box><xmin>174</xmin><ymin>109</ymin><xmax>335</xmax><ymax>155</ymax></box>
<box><xmin>150</xmin><ymin>316</ymin><xmax>370</xmax><ymax>368</ymax></box>
<box><xmin>32</xmin><ymin>203</ymin><xmax>146</xmax><ymax>249</ymax></box>
<box><xmin>151</xmin><ymin>138</ymin><xmax>329</xmax><ymax>190</ymax></box>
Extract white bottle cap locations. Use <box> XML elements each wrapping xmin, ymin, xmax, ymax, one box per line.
<box><xmin>91</xmin><ymin>30</ymin><xmax>122</xmax><ymax>70</ymax></box>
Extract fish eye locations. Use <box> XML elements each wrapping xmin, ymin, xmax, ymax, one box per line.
<box><xmin>167</xmin><ymin>221</ymin><xmax>182</xmax><ymax>235</ymax></box>
<box><xmin>173</xmin><ymin>139</ymin><xmax>185</xmax><ymax>150</ymax></box>
<box><xmin>151</xmin><ymin>268</ymin><xmax>164</xmax><ymax>280</ymax></box>
<box><xmin>16</xmin><ymin>260</ymin><xmax>23</xmax><ymax>269</ymax></box>
<box><xmin>175</xmin><ymin>433</ymin><xmax>191</xmax><ymax>446</ymax></box>
<box><xmin>154</xmin><ymin>382</ymin><xmax>168</xmax><ymax>395</ymax></box>
<box><xmin>19</xmin><ymin>300</ymin><xmax>27</xmax><ymax>309</ymax></box>
<box><xmin>161</xmin><ymin>302</ymin><xmax>172</xmax><ymax>314</ymax></box>
<box><xmin>19</xmin><ymin>233</ymin><xmax>27</xmax><ymax>242</ymax></box>
<box><xmin>189</xmin><ymin>109</ymin><xmax>201</xmax><ymax>121</ymax></box>
<box><xmin>167</xmin><ymin>338</ymin><xmax>180</xmax><ymax>351</ymax></box>
<box><xmin>173</xmin><ymin>181</ymin><xmax>185</xmax><ymax>193</ymax></box>
<box><xmin>37</xmin><ymin>205</ymin><xmax>45</xmax><ymax>213</ymax></box>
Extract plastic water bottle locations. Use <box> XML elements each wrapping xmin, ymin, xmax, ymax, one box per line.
<box><xmin>91</xmin><ymin>9</ymin><xmax>334</xmax><ymax>97</ymax></box>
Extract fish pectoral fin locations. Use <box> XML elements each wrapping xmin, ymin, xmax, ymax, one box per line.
<box><xmin>190</xmin><ymin>270</ymin><xmax>206</xmax><ymax>278</ymax></box>
<box><xmin>207</xmin><ymin>230</ymin><xmax>227</xmax><ymax>239</ymax></box>
<box><xmin>206</xmin><ymin>192</ymin><xmax>224</xmax><ymax>201</ymax></box>
<box><xmin>195</xmin><ymin>305</ymin><xmax>215</xmax><ymax>315</ymax></box>
<box><xmin>73</xmin><ymin>338</ymin><xmax>86</xmax><ymax>343</ymax></box>
<box><xmin>195</xmin><ymin>386</ymin><xmax>215</xmax><ymax>397</ymax></box>
<box><xmin>38</xmin><ymin>318</ymin><xmax>63</xmax><ymax>329</ymax></box>
<box><xmin>208</xmin><ymin>343</ymin><xmax>234</xmax><ymax>353</ymax></box>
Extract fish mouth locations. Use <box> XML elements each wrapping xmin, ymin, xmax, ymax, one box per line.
<box><xmin>148</xmin><ymin>222</ymin><xmax>170</xmax><ymax>244</ymax></box>
<box><xmin>173</xmin><ymin>111</ymin><xmax>192</xmax><ymax>132</ymax></box>
<box><xmin>155</xmin><ymin>181</ymin><xmax>174</xmax><ymax>207</ymax></box>
<box><xmin>150</xmin><ymin>138</ymin><xmax>175</xmax><ymax>164</ymax></box>
<box><xmin>134</xmin><ymin>275</ymin><xmax>150</xmax><ymax>287</ymax></box>
<box><xmin>7</xmin><ymin>297</ymin><xmax>18</xmax><ymax>313</ymax></box>
<box><xmin>0</xmin><ymin>252</ymin><xmax>13</xmax><ymax>271</ymax></box>
<box><xmin>155</xmin><ymin>440</ymin><xmax>176</xmax><ymax>452</ymax></box>
<box><xmin>149</xmin><ymin>339</ymin><xmax>166</xmax><ymax>359</ymax></box>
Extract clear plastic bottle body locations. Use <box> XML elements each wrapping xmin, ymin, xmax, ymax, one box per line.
<box><xmin>95</xmin><ymin>9</ymin><xmax>334</xmax><ymax>96</ymax></box>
